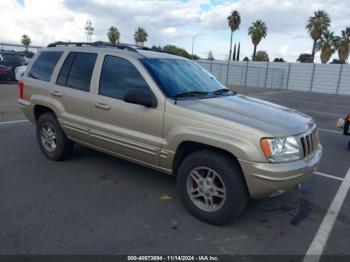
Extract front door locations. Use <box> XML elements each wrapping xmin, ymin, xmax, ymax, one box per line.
<box><xmin>91</xmin><ymin>55</ymin><xmax>163</xmax><ymax>166</ymax></box>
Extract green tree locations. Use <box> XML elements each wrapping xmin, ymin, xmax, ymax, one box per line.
<box><xmin>151</xmin><ymin>45</ymin><xmax>200</xmax><ymax>60</ymax></box>
<box><xmin>255</xmin><ymin>50</ymin><xmax>269</xmax><ymax>61</ymax></box>
<box><xmin>330</xmin><ymin>59</ymin><xmax>342</xmax><ymax>64</ymax></box>
<box><xmin>316</xmin><ymin>30</ymin><xmax>337</xmax><ymax>64</ymax></box>
<box><xmin>163</xmin><ymin>44</ymin><xmax>199</xmax><ymax>59</ymax></box>
<box><xmin>151</xmin><ymin>45</ymin><xmax>162</xmax><ymax>51</ymax></box>
<box><xmin>227</xmin><ymin>10</ymin><xmax>241</xmax><ymax>61</ymax></box>
<box><xmin>273</xmin><ymin>58</ymin><xmax>286</xmax><ymax>62</ymax></box>
<box><xmin>297</xmin><ymin>53</ymin><xmax>313</xmax><ymax>63</ymax></box>
<box><xmin>306</xmin><ymin>10</ymin><xmax>331</xmax><ymax>63</ymax></box>
<box><xmin>335</xmin><ymin>27</ymin><xmax>350</xmax><ymax>63</ymax></box>
<box><xmin>248</xmin><ymin>20</ymin><xmax>267</xmax><ymax>61</ymax></box>
<box><xmin>107</xmin><ymin>26</ymin><xmax>120</xmax><ymax>44</ymax></box>
<box><xmin>134</xmin><ymin>27</ymin><xmax>148</xmax><ymax>46</ymax></box>
<box><xmin>21</xmin><ymin>35</ymin><xmax>31</xmax><ymax>51</ymax></box>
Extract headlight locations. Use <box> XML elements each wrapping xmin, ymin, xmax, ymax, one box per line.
<box><xmin>260</xmin><ymin>137</ymin><xmax>300</xmax><ymax>162</ymax></box>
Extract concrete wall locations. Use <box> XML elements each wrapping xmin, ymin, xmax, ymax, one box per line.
<box><xmin>197</xmin><ymin>60</ymin><xmax>350</xmax><ymax>96</ymax></box>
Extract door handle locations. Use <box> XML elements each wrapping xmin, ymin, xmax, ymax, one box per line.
<box><xmin>51</xmin><ymin>90</ymin><xmax>63</xmax><ymax>97</ymax></box>
<box><xmin>94</xmin><ymin>102</ymin><xmax>111</xmax><ymax>110</ymax></box>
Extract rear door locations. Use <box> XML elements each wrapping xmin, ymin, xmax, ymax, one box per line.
<box><xmin>90</xmin><ymin>54</ymin><xmax>164</xmax><ymax>166</ymax></box>
<box><xmin>51</xmin><ymin>51</ymin><xmax>98</xmax><ymax>144</ymax></box>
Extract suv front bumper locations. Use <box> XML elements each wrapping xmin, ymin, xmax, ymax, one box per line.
<box><xmin>239</xmin><ymin>145</ymin><xmax>322</xmax><ymax>198</ymax></box>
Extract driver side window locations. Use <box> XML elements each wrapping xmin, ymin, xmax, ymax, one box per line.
<box><xmin>99</xmin><ymin>55</ymin><xmax>150</xmax><ymax>100</ymax></box>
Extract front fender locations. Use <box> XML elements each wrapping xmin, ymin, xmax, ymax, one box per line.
<box><xmin>160</xmin><ymin>125</ymin><xmax>267</xmax><ymax>171</ymax></box>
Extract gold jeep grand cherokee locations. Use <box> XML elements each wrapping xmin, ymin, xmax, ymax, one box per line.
<box><xmin>18</xmin><ymin>41</ymin><xmax>322</xmax><ymax>225</ymax></box>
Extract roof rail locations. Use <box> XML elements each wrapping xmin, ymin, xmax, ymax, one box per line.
<box><xmin>94</xmin><ymin>41</ymin><xmax>151</xmax><ymax>52</ymax></box>
<box><xmin>47</xmin><ymin>41</ymin><xmax>97</xmax><ymax>48</ymax></box>
<box><xmin>47</xmin><ymin>41</ymin><xmax>150</xmax><ymax>52</ymax></box>
<box><xmin>46</xmin><ymin>41</ymin><xmax>179</xmax><ymax>57</ymax></box>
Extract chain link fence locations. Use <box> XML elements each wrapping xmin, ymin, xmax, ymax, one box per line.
<box><xmin>197</xmin><ymin>59</ymin><xmax>350</xmax><ymax>96</ymax></box>
<box><xmin>0</xmin><ymin>43</ymin><xmax>42</xmax><ymax>84</ymax></box>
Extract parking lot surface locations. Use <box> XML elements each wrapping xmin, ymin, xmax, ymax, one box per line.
<box><xmin>0</xmin><ymin>84</ymin><xmax>349</xmax><ymax>257</ymax></box>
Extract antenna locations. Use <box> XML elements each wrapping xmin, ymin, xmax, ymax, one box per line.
<box><xmin>85</xmin><ymin>20</ymin><xmax>94</xmax><ymax>42</ymax></box>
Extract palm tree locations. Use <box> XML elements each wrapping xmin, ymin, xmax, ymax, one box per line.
<box><xmin>21</xmin><ymin>35</ymin><xmax>31</xmax><ymax>52</ymax></box>
<box><xmin>306</xmin><ymin>10</ymin><xmax>331</xmax><ymax>63</ymax></box>
<box><xmin>248</xmin><ymin>20</ymin><xmax>267</xmax><ymax>61</ymax></box>
<box><xmin>232</xmin><ymin>43</ymin><xmax>236</xmax><ymax>61</ymax></box>
<box><xmin>335</xmin><ymin>27</ymin><xmax>350</xmax><ymax>63</ymax></box>
<box><xmin>227</xmin><ymin>10</ymin><xmax>241</xmax><ymax>61</ymax></box>
<box><xmin>237</xmin><ymin>42</ymin><xmax>240</xmax><ymax>61</ymax></box>
<box><xmin>107</xmin><ymin>26</ymin><xmax>120</xmax><ymax>45</ymax></box>
<box><xmin>134</xmin><ymin>27</ymin><xmax>148</xmax><ymax>46</ymax></box>
<box><xmin>316</xmin><ymin>30</ymin><xmax>337</xmax><ymax>64</ymax></box>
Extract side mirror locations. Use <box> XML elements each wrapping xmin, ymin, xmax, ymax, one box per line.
<box><xmin>123</xmin><ymin>88</ymin><xmax>157</xmax><ymax>108</ymax></box>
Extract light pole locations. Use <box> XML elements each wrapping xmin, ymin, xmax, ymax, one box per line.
<box><xmin>191</xmin><ymin>33</ymin><xmax>203</xmax><ymax>59</ymax></box>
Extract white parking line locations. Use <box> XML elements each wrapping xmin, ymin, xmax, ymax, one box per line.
<box><xmin>0</xmin><ymin>119</ymin><xmax>29</xmax><ymax>125</ymax></box>
<box><xmin>318</xmin><ymin>128</ymin><xmax>342</xmax><ymax>135</ymax></box>
<box><xmin>304</xmin><ymin>168</ymin><xmax>350</xmax><ymax>262</ymax></box>
<box><xmin>315</xmin><ymin>171</ymin><xmax>344</xmax><ymax>182</ymax></box>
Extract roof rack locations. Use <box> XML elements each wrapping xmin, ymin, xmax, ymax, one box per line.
<box><xmin>47</xmin><ymin>41</ymin><xmax>150</xmax><ymax>52</ymax></box>
<box><xmin>47</xmin><ymin>41</ymin><xmax>94</xmax><ymax>48</ymax></box>
<box><xmin>47</xmin><ymin>41</ymin><xmax>179</xmax><ymax>57</ymax></box>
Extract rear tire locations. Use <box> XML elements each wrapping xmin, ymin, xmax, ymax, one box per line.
<box><xmin>177</xmin><ymin>150</ymin><xmax>248</xmax><ymax>225</ymax></box>
<box><xmin>36</xmin><ymin>112</ymin><xmax>73</xmax><ymax>161</ymax></box>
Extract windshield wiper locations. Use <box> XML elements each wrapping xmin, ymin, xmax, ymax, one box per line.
<box><xmin>212</xmin><ymin>88</ymin><xmax>235</xmax><ymax>95</ymax></box>
<box><xmin>172</xmin><ymin>91</ymin><xmax>210</xmax><ymax>99</ymax></box>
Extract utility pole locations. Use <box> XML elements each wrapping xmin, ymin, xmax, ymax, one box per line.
<box><xmin>85</xmin><ymin>20</ymin><xmax>94</xmax><ymax>42</ymax></box>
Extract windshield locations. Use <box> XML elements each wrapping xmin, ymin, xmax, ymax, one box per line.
<box><xmin>141</xmin><ymin>58</ymin><xmax>226</xmax><ymax>98</ymax></box>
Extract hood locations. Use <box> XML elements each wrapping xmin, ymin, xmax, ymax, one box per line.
<box><xmin>178</xmin><ymin>94</ymin><xmax>315</xmax><ymax>137</ymax></box>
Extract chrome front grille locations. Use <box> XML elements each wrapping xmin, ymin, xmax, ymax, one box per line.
<box><xmin>300</xmin><ymin>128</ymin><xmax>319</xmax><ymax>159</ymax></box>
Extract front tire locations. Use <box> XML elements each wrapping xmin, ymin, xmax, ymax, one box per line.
<box><xmin>36</xmin><ymin>112</ymin><xmax>73</xmax><ymax>161</ymax></box>
<box><xmin>177</xmin><ymin>150</ymin><xmax>248</xmax><ymax>225</ymax></box>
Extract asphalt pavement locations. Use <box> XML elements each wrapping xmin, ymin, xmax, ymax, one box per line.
<box><xmin>0</xmin><ymin>84</ymin><xmax>349</xmax><ymax>257</ymax></box>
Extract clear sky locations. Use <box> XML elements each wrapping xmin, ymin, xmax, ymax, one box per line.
<box><xmin>1</xmin><ymin>0</ymin><xmax>349</xmax><ymax>62</ymax></box>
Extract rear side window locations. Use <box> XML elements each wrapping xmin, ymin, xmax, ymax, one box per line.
<box><xmin>99</xmin><ymin>56</ymin><xmax>150</xmax><ymax>99</ymax></box>
<box><xmin>28</xmin><ymin>52</ymin><xmax>63</xmax><ymax>81</ymax></box>
<box><xmin>56</xmin><ymin>52</ymin><xmax>97</xmax><ymax>92</ymax></box>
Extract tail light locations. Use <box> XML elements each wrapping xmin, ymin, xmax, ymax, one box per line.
<box><xmin>18</xmin><ymin>80</ymin><xmax>24</xmax><ymax>99</ymax></box>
